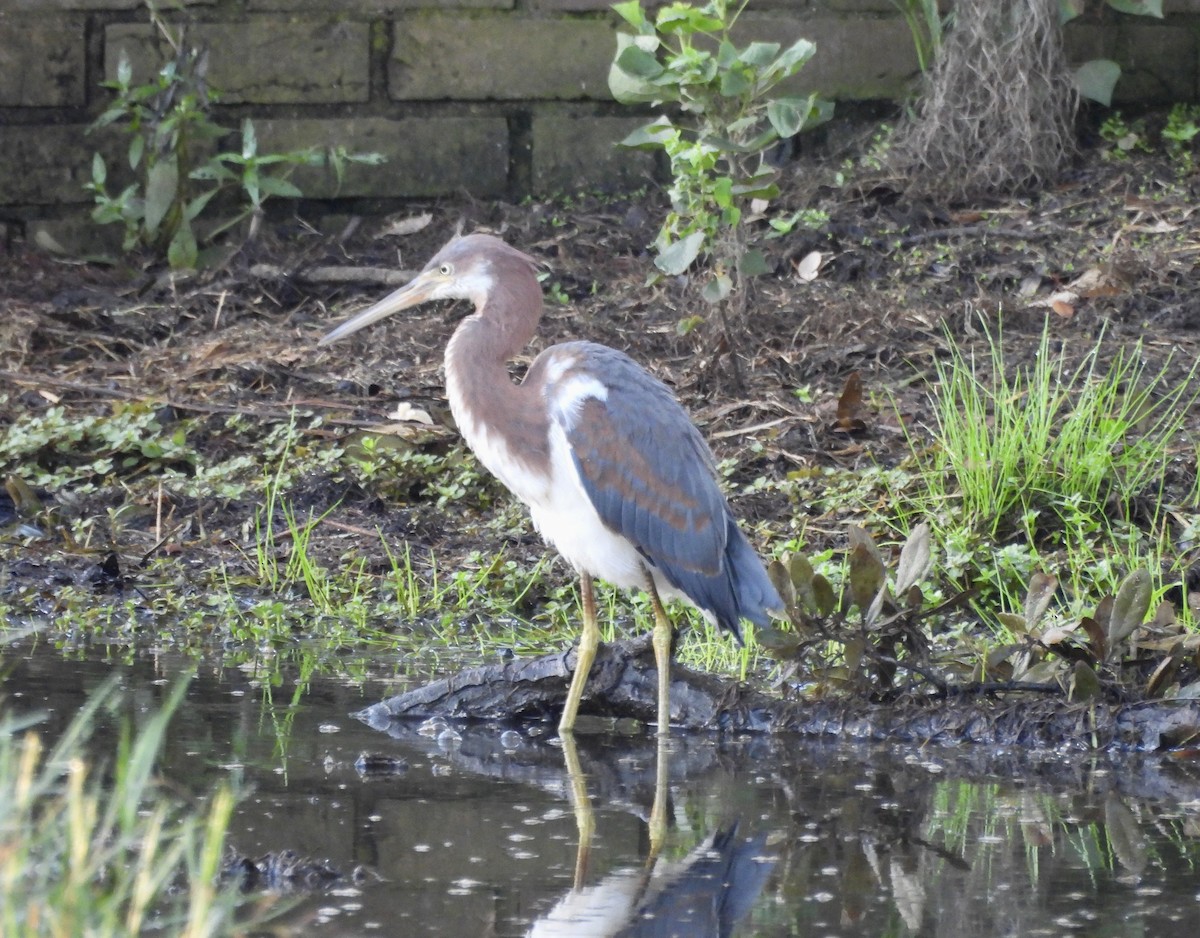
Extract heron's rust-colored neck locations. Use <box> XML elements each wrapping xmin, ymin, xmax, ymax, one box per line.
<box><xmin>443</xmin><ymin>252</ymin><xmax>551</xmax><ymax>488</ymax></box>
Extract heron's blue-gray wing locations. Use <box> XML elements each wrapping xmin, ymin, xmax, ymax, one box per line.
<box><xmin>542</xmin><ymin>343</ymin><xmax>778</xmax><ymax>634</ymax></box>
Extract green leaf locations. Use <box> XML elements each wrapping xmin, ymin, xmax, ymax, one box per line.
<box><xmin>739</xmin><ymin>41</ymin><xmax>780</xmax><ymax>67</ymax></box>
<box><xmin>1106</xmin><ymin>0</ymin><xmax>1162</xmax><ymax>16</ymax></box>
<box><xmin>91</xmin><ymin>153</ymin><xmax>107</xmax><ymax>186</ymax></box>
<box><xmin>1074</xmin><ymin>59</ymin><xmax>1122</xmax><ymax>106</ymax></box>
<box><xmin>764</xmin><ymin>37</ymin><xmax>816</xmax><ymax>81</ymax></box>
<box><xmin>167</xmin><ymin>221</ymin><xmax>197</xmax><ymax>270</ymax></box>
<box><xmin>243</xmin><ymin>165</ymin><xmax>261</xmax><ymax>208</ymax></box>
<box><xmin>740</xmin><ymin>248</ymin><xmax>770</xmax><ymax>277</ymax></box>
<box><xmin>894</xmin><ymin>523</ymin><xmax>932</xmax><ymax>594</ymax></box>
<box><xmin>618</xmin><ymin>117</ymin><xmax>677</xmax><ymax>150</ymax></box>
<box><xmin>190</xmin><ymin>162</ymin><xmax>237</xmax><ymax>182</ymax></box>
<box><xmin>1108</xmin><ymin>569</ymin><xmax>1151</xmax><ymax>647</ymax></box>
<box><xmin>787</xmin><ymin>554</ymin><xmax>816</xmax><ymax>611</ymax></box>
<box><xmin>257</xmin><ymin>175</ymin><xmax>303</xmax><ymax>199</ymax></box>
<box><xmin>90</xmin><ymin>106</ymin><xmax>128</xmax><ymax>130</ymax></box>
<box><xmin>731</xmin><ymin>169</ymin><xmax>779</xmax><ymax>197</ymax></box>
<box><xmin>128</xmin><ymin>135</ymin><xmax>144</xmax><ymax>171</ymax></box>
<box><xmin>712</xmin><ymin>175</ymin><xmax>733</xmax><ymax>209</ymax></box>
<box><xmin>615</xmin><ymin>42</ymin><xmax>664</xmax><ymax>79</ymax></box>
<box><xmin>654</xmin><ymin>230</ymin><xmax>705</xmax><ymax>275</ymax></box>
<box><xmin>1070</xmin><ymin>660</ymin><xmax>1102</xmax><ymax>701</ymax></box>
<box><xmin>117</xmin><ymin>53</ymin><xmax>132</xmax><ymax>88</ymax></box>
<box><xmin>143</xmin><ymin>156</ymin><xmax>179</xmax><ymax>237</ymax></box>
<box><xmin>1059</xmin><ymin>0</ymin><xmax>1086</xmax><ymax>23</ymax></box>
<box><xmin>700</xmin><ymin>272</ymin><xmax>732</xmax><ymax>303</ymax></box>
<box><xmin>847</xmin><ymin>526</ymin><xmax>886</xmax><ymax>613</ymax></box>
<box><xmin>612</xmin><ymin>0</ymin><xmax>647</xmax><ymax>31</ymax></box>
<box><xmin>768</xmin><ymin>95</ymin><xmax>816</xmax><ymax>138</ymax></box>
<box><xmin>241</xmin><ymin>118</ymin><xmax>258</xmax><ymax>161</ymax></box>
<box><xmin>656</xmin><ymin>6</ymin><xmax>723</xmax><ymax>35</ymax></box>
<box><xmin>716</xmin><ymin>39</ymin><xmax>739</xmax><ymax>69</ymax></box>
<box><xmin>1023</xmin><ymin>572</ymin><xmax>1057</xmax><ymax>631</ymax></box>
<box><xmin>809</xmin><ymin>97</ymin><xmax>836</xmax><ymax>128</ymax></box>
<box><xmin>183</xmin><ymin>189</ymin><xmax>217</xmax><ymax>222</ymax></box>
<box><xmin>609</xmin><ymin>34</ymin><xmax>671</xmax><ymax>104</ymax></box>
<box><xmin>720</xmin><ymin>67</ymin><xmax>752</xmax><ymax>97</ymax></box>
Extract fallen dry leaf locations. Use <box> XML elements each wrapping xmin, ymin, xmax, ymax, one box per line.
<box><xmin>386</xmin><ymin>402</ymin><xmax>435</xmax><ymax>425</ymax></box>
<box><xmin>377</xmin><ymin>213</ymin><xmax>433</xmax><ymax>238</ymax></box>
<box><xmin>795</xmin><ymin>251</ymin><xmax>822</xmax><ymax>283</ymax></box>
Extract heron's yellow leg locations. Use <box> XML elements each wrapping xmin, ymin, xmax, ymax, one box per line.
<box><xmin>560</xmin><ymin>733</ymin><xmax>595</xmax><ymax>889</ymax></box>
<box><xmin>646</xmin><ymin>578</ymin><xmax>673</xmax><ymax>736</ymax></box>
<box><xmin>559</xmin><ymin>576</ymin><xmax>599</xmax><ymax>736</ymax></box>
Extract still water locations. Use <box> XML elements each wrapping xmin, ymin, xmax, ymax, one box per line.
<box><xmin>4</xmin><ymin>640</ymin><xmax>1200</xmax><ymax>936</ymax></box>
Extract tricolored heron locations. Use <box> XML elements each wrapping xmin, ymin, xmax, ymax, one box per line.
<box><xmin>319</xmin><ymin>233</ymin><xmax>781</xmax><ymax>736</ymax></box>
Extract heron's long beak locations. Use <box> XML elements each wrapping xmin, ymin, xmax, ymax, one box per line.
<box><xmin>317</xmin><ymin>272</ymin><xmax>439</xmax><ymax>346</ymax></box>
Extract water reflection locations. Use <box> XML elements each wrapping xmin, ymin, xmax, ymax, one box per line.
<box><xmin>3</xmin><ymin>641</ymin><xmax>1200</xmax><ymax>936</ymax></box>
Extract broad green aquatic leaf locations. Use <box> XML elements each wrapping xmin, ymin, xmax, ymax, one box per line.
<box><xmin>894</xmin><ymin>523</ymin><xmax>932</xmax><ymax>595</ymax></box>
<box><xmin>1108</xmin><ymin>569</ymin><xmax>1151</xmax><ymax>646</ymax></box>
<box><xmin>1074</xmin><ymin>59</ymin><xmax>1121</xmax><ymax>106</ymax></box>
<box><xmin>144</xmin><ymin>156</ymin><xmax>179</xmax><ymax>237</ymax></box>
<box><xmin>654</xmin><ymin>230</ymin><xmax>705</xmax><ymax>275</ymax></box>
<box><xmin>848</xmin><ymin>529</ymin><xmax>886</xmax><ymax>615</ymax></box>
<box><xmin>1023</xmin><ymin>572</ymin><xmax>1057</xmax><ymax>631</ymax></box>
<box><xmin>767</xmin><ymin>559</ymin><xmax>796</xmax><ymax>610</ymax></box>
<box><xmin>1069</xmin><ymin>660</ymin><xmax>1102</xmax><ymax>701</ymax></box>
<box><xmin>811</xmin><ymin>573</ymin><xmax>836</xmax><ymax>616</ymax></box>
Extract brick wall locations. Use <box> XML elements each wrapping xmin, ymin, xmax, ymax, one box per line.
<box><xmin>0</xmin><ymin>0</ymin><xmax>1198</xmax><ymax>232</ymax></box>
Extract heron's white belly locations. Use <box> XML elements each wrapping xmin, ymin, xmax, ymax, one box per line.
<box><xmin>529</xmin><ymin>431</ymin><xmax>689</xmax><ymax>606</ymax></box>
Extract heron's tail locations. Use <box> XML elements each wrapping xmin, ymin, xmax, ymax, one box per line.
<box><xmin>715</xmin><ymin>516</ymin><xmax>783</xmax><ymax>642</ymax></box>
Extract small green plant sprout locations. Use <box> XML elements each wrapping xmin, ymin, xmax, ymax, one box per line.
<box><xmin>1096</xmin><ymin>111</ymin><xmax>1148</xmax><ymax>160</ymax></box>
<box><xmin>1163</xmin><ymin>103</ymin><xmax>1200</xmax><ymax>172</ymax></box>
<box><xmin>86</xmin><ymin>8</ymin><xmax>383</xmax><ymax>269</ymax></box>
<box><xmin>608</xmin><ymin>1</ymin><xmax>832</xmax><ymax>340</ymax></box>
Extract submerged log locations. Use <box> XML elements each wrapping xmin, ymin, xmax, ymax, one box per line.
<box><xmin>358</xmin><ymin>636</ymin><xmax>1200</xmax><ymax>753</ymax></box>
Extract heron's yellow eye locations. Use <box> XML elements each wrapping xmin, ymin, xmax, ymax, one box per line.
<box><xmin>439</xmin><ymin>264</ymin><xmax>452</xmax><ymax>276</ymax></box>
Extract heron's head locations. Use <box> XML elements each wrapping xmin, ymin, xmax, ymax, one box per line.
<box><xmin>318</xmin><ymin>233</ymin><xmax>531</xmax><ymax>346</ymax></box>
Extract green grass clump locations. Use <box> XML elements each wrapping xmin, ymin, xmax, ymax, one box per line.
<box><xmin>903</xmin><ymin>321</ymin><xmax>1198</xmax><ymax>613</ymax></box>
<box><xmin>0</xmin><ymin>678</ymin><xmax>244</xmax><ymax>936</ymax></box>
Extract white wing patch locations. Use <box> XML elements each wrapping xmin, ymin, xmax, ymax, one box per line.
<box><xmin>547</xmin><ymin>371</ymin><xmax>608</xmax><ymax>429</ymax></box>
